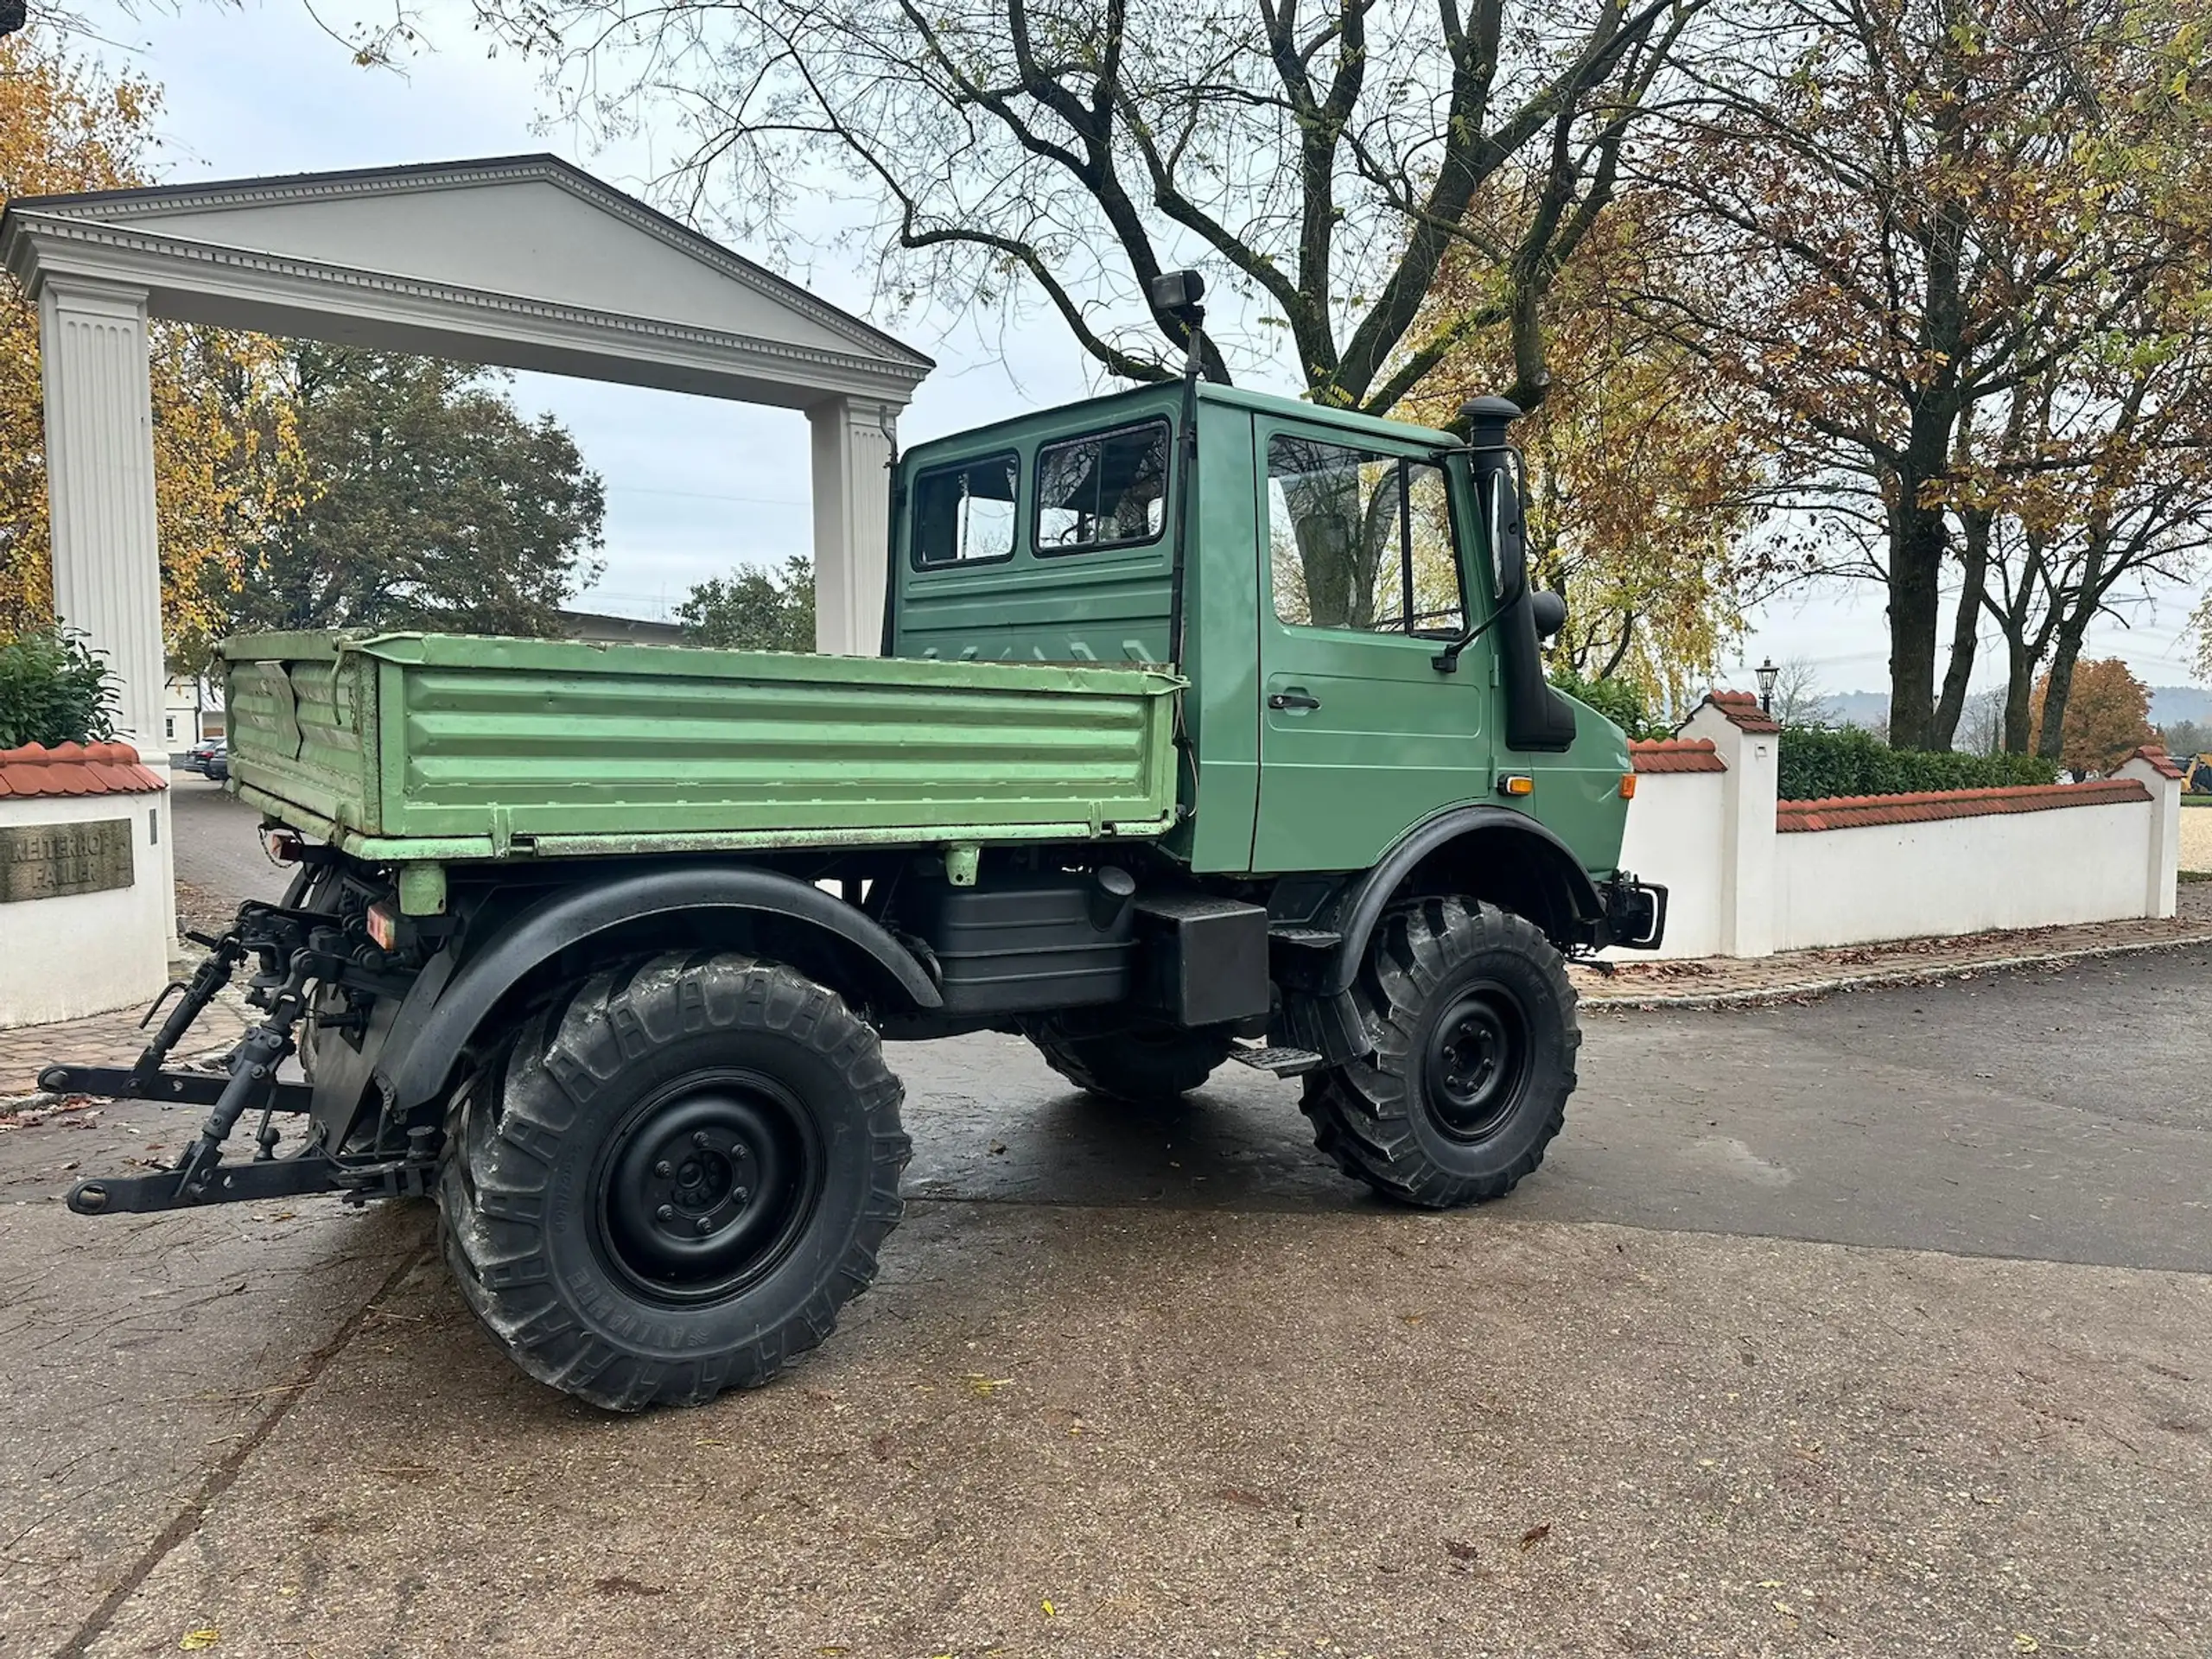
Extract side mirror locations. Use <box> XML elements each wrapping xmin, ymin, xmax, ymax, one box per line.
<box><xmin>1529</xmin><ymin>589</ymin><xmax>1567</xmax><ymax>639</ymax></box>
<box><xmin>1485</xmin><ymin>469</ymin><xmax>1528</xmax><ymax>605</ymax></box>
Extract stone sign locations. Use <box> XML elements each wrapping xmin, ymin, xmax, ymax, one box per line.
<box><xmin>0</xmin><ymin>818</ymin><xmax>136</xmax><ymax>903</ymax></box>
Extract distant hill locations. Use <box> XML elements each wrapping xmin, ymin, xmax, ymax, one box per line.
<box><xmin>1829</xmin><ymin>690</ymin><xmax>1889</xmax><ymax>730</ymax></box>
<box><xmin>2152</xmin><ymin>684</ymin><xmax>2212</xmax><ymax>726</ymax></box>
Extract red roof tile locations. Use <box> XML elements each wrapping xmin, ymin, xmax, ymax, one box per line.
<box><xmin>2126</xmin><ymin>745</ymin><xmax>2186</xmax><ymax>781</ymax></box>
<box><xmin>0</xmin><ymin>741</ymin><xmax>167</xmax><ymax>799</ymax></box>
<box><xmin>1630</xmin><ymin>737</ymin><xmax>1727</xmax><ymax>774</ymax></box>
<box><xmin>1703</xmin><ymin>690</ymin><xmax>1783</xmax><ymax>734</ymax></box>
<box><xmin>1777</xmin><ymin>779</ymin><xmax>2149</xmax><ymax>833</ymax></box>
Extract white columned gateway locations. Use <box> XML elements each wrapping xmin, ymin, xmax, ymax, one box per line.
<box><xmin>0</xmin><ymin>156</ymin><xmax>930</xmax><ymax>1019</ymax></box>
<box><xmin>0</xmin><ymin>154</ymin><xmax>936</xmax><ymax>759</ymax></box>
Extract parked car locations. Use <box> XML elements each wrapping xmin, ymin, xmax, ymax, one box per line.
<box><xmin>203</xmin><ymin>744</ymin><xmax>228</xmax><ymax>782</ymax></box>
<box><xmin>180</xmin><ymin>738</ymin><xmax>226</xmax><ymax>777</ymax></box>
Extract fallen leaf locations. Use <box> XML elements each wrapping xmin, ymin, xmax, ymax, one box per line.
<box><xmin>594</xmin><ymin>1575</ymin><xmax>665</xmax><ymax>1598</ymax></box>
<box><xmin>1519</xmin><ymin>1523</ymin><xmax>1551</xmax><ymax>1550</ymax></box>
<box><xmin>1042</xmin><ymin>1599</ymin><xmax>1057</xmax><ymax>1617</ymax></box>
<box><xmin>988</xmin><ymin>1141</ymin><xmax>1007</xmax><ymax>1155</ymax></box>
<box><xmin>1445</xmin><ymin>1539</ymin><xmax>1478</xmax><ymax>1562</ymax></box>
<box><xmin>180</xmin><ymin>1631</ymin><xmax>219</xmax><ymax>1652</ymax></box>
<box><xmin>963</xmin><ymin>1374</ymin><xmax>1013</xmax><ymax>1396</ymax></box>
<box><xmin>2013</xmin><ymin>1638</ymin><xmax>2039</xmax><ymax>1654</ymax></box>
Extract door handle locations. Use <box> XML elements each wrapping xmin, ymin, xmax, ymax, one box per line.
<box><xmin>1268</xmin><ymin>690</ymin><xmax>1321</xmax><ymax>711</ymax></box>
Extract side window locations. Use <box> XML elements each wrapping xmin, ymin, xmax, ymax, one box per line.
<box><xmin>912</xmin><ymin>454</ymin><xmax>1019</xmax><ymax>569</ymax></box>
<box><xmin>1035</xmin><ymin>421</ymin><xmax>1170</xmax><ymax>555</ymax></box>
<box><xmin>1267</xmin><ymin>435</ymin><xmax>1465</xmax><ymax>635</ymax></box>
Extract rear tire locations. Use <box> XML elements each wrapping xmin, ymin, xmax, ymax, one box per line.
<box><xmin>1301</xmin><ymin>897</ymin><xmax>1577</xmax><ymax>1208</ymax></box>
<box><xmin>438</xmin><ymin>950</ymin><xmax>908</xmax><ymax>1412</ymax></box>
<box><xmin>1027</xmin><ymin>1020</ymin><xmax>1237</xmax><ymax>1103</ymax></box>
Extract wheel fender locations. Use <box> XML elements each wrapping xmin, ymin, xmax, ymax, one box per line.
<box><xmin>1318</xmin><ymin>807</ymin><xmax>1604</xmax><ymax>995</ymax></box>
<box><xmin>376</xmin><ymin>866</ymin><xmax>941</xmax><ymax>1114</ymax></box>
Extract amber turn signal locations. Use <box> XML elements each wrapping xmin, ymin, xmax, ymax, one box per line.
<box><xmin>1498</xmin><ymin>773</ymin><xmax>1535</xmax><ymax>797</ymax></box>
<box><xmin>1619</xmin><ymin>773</ymin><xmax>1637</xmax><ymax>799</ymax></box>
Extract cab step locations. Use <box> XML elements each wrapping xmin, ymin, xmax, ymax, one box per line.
<box><xmin>1227</xmin><ymin>1043</ymin><xmax>1326</xmax><ymax>1077</ymax></box>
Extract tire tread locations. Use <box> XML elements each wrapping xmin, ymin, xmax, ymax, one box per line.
<box><xmin>438</xmin><ymin>950</ymin><xmax>909</xmax><ymax>1411</ymax></box>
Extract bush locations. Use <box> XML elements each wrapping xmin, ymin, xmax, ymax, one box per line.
<box><xmin>0</xmin><ymin>629</ymin><xmax>118</xmax><ymax>750</ymax></box>
<box><xmin>1777</xmin><ymin>724</ymin><xmax>2059</xmax><ymax>801</ymax></box>
<box><xmin>1550</xmin><ymin>668</ymin><xmax>1668</xmax><ymax>741</ymax></box>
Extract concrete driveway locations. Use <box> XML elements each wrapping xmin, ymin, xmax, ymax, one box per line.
<box><xmin>2</xmin><ymin>787</ymin><xmax>2205</xmax><ymax>1657</ymax></box>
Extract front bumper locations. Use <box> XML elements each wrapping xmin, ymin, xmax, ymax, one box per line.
<box><xmin>1599</xmin><ymin>875</ymin><xmax>1668</xmax><ymax>950</ymax></box>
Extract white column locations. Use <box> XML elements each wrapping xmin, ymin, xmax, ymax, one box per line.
<box><xmin>2116</xmin><ymin>751</ymin><xmax>2182</xmax><ymax>918</ymax></box>
<box><xmin>40</xmin><ymin>276</ymin><xmax>165</xmax><ymax>753</ymax></box>
<box><xmin>1683</xmin><ymin>700</ymin><xmax>1779</xmax><ymax>957</ymax></box>
<box><xmin>807</xmin><ymin>397</ymin><xmax>897</xmax><ymax>656</ymax></box>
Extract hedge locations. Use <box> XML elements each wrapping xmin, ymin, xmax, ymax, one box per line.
<box><xmin>1548</xmin><ymin>669</ymin><xmax>1669</xmax><ymax>741</ymax></box>
<box><xmin>0</xmin><ymin>629</ymin><xmax>118</xmax><ymax>751</ymax></box>
<box><xmin>1776</xmin><ymin>724</ymin><xmax>2059</xmax><ymax>801</ymax></box>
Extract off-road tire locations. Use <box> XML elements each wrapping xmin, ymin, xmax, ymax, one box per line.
<box><xmin>1028</xmin><ymin>1021</ymin><xmax>1238</xmax><ymax>1103</ymax></box>
<box><xmin>438</xmin><ymin>950</ymin><xmax>909</xmax><ymax>1411</ymax></box>
<box><xmin>1301</xmin><ymin>897</ymin><xmax>1577</xmax><ymax>1208</ymax></box>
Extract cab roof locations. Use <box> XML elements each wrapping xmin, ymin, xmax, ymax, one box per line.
<box><xmin>899</xmin><ymin>379</ymin><xmax>1461</xmax><ymax>469</ymax></box>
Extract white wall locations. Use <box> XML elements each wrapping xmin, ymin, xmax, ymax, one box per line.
<box><xmin>0</xmin><ymin>789</ymin><xmax>172</xmax><ymax>1027</ymax></box>
<box><xmin>1605</xmin><ymin>702</ymin><xmax>2183</xmax><ymax>962</ymax></box>
<box><xmin>1614</xmin><ymin>769</ymin><xmax>1727</xmax><ymax>960</ymax></box>
<box><xmin>1772</xmin><ymin>801</ymin><xmax>2155</xmax><ymax>950</ymax></box>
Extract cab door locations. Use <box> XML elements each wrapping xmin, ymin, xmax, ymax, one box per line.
<box><xmin>1250</xmin><ymin>421</ymin><xmax>1494</xmax><ymax>873</ymax></box>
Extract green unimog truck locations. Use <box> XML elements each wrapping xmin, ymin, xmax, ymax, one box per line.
<box><xmin>48</xmin><ymin>299</ymin><xmax>1663</xmax><ymax>1411</ymax></box>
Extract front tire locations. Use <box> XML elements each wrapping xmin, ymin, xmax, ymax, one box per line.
<box><xmin>1301</xmin><ymin>897</ymin><xmax>1578</xmax><ymax>1208</ymax></box>
<box><xmin>439</xmin><ymin>950</ymin><xmax>909</xmax><ymax>1412</ymax></box>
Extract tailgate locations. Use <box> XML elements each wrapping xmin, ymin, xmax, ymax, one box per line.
<box><xmin>223</xmin><ymin>633</ymin><xmax>385</xmax><ymax>836</ymax></box>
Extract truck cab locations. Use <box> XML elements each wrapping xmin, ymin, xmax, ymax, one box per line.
<box><xmin>889</xmin><ymin>381</ymin><xmax>1632</xmax><ymax>892</ymax></box>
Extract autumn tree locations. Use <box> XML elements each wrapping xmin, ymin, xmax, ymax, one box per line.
<box><xmin>1980</xmin><ymin>349</ymin><xmax>2212</xmax><ymax>760</ymax></box>
<box><xmin>0</xmin><ymin>35</ymin><xmax>296</xmax><ymax>654</ymax></box>
<box><xmin>2029</xmin><ymin>655</ymin><xmax>2157</xmax><ymax>776</ymax></box>
<box><xmin>1636</xmin><ymin>0</ymin><xmax>2212</xmax><ymax>750</ymax></box>
<box><xmin>458</xmin><ymin>0</ymin><xmax>1709</xmax><ymax>418</ymax></box>
<box><xmin>223</xmin><ymin>345</ymin><xmax>605</xmax><ymax>637</ymax></box>
<box><xmin>1408</xmin><ymin>199</ymin><xmax>1767</xmax><ymax>704</ymax></box>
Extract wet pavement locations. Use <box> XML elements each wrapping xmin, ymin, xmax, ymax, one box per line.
<box><xmin>0</xmin><ymin>786</ymin><xmax>2206</xmax><ymax>1656</ymax></box>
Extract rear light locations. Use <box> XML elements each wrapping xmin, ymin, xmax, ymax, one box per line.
<box><xmin>265</xmin><ymin>829</ymin><xmax>304</xmax><ymax>863</ymax></box>
<box><xmin>1498</xmin><ymin>773</ymin><xmax>1535</xmax><ymax>798</ymax></box>
<box><xmin>365</xmin><ymin>900</ymin><xmax>399</xmax><ymax>952</ymax></box>
<box><xmin>1619</xmin><ymin>773</ymin><xmax>1637</xmax><ymax>799</ymax></box>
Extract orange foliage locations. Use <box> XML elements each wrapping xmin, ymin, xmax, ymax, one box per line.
<box><xmin>2031</xmin><ymin>658</ymin><xmax>2158</xmax><ymax>777</ymax></box>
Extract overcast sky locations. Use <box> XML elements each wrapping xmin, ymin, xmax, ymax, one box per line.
<box><xmin>79</xmin><ymin>0</ymin><xmax>2211</xmax><ymax>698</ymax></box>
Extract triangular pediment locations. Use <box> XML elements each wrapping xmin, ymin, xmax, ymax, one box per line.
<box><xmin>12</xmin><ymin>156</ymin><xmax>929</xmax><ymax>371</ymax></box>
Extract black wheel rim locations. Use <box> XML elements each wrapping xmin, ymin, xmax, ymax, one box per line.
<box><xmin>594</xmin><ymin>1070</ymin><xmax>821</xmax><ymax>1305</ymax></box>
<box><xmin>1420</xmin><ymin>982</ymin><xmax>1533</xmax><ymax>1143</ymax></box>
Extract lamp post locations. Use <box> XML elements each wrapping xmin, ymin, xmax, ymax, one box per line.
<box><xmin>1755</xmin><ymin>657</ymin><xmax>1780</xmax><ymax>715</ymax></box>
